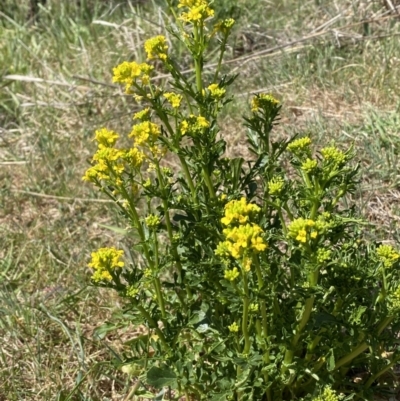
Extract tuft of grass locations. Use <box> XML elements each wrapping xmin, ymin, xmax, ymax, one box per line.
<box><xmin>1</xmin><ymin>0</ymin><xmax>400</xmax><ymax>399</ymax></box>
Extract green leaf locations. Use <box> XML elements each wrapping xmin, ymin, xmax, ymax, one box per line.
<box><xmin>146</xmin><ymin>366</ymin><xmax>177</xmax><ymax>389</ymax></box>
<box><xmin>98</xmin><ymin>223</ymin><xmax>129</xmax><ymax>235</ymax></box>
<box><xmin>327</xmin><ymin>349</ymin><xmax>335</xmax><ymax>372</ymax></box>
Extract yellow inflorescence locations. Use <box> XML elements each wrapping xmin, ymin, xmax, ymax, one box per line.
<box><xmin>164</xmin><ymin>92</ymin><xmax>183</xmax><ymax>108</ymax></box>
<box><xmin>180</xmin><ymin>114</ymin><xmax>210</xmax><ymax>136</ymax></box>
<box><xmin>88</xmin><ymin>247</ymin><xmax>124</xmax><ymax>282</ymax></box>
<box><xmin>301</xmin><ymin>158</ymin><xmax>318</xmax><ymax>173</ymax></box>
<box><xmin>288</xmin><ymin>218</ymin><xmax>318</xmax><ymax>244</ymax></box>
<box><xmin>312</xmin><ymin>386</ymin><xmax>339</xmax><ymax>401</ymax></box>
<box><xmin>208</xmin><ymin>83</ymin><xmax>226</xmax><ymax>99</ymax></box>
<box><xmin>216</xmin><ymin>198</ymin><xmax>266</xmax><ymax>272</ymax></box>
<box><xmin>228</xmin><ymin>322</ymin><xmax>239</xmax><ymax>333</ymax></box>
<box><xmin>221</xmin><ymin>197</ymin><xmax>260</xmax><ymax>226</ymax></box>
<box><xmin>321</xmin><ymin>146</ymin><xmax>346</xmax><ymax>166</ymax></box>
<box><xmin>377</xmin><ymin>244</ymin><xmax>400</xmax><ymax>268</ymax></box>
<box><xmin>112</xmin><ymin>61</ymin><xmax>154</xmax><ymax>92</ymax></box>
<box><xmin>287</xmin><ymin>137</ymin><xmax>311</xmax><ymax>153</ymax></box>
<box><xmin>178</xmin><ymin>0</ymin><xmax>214</xmax><ymax>23</ymax></box>
<box><xmin>224</xmin><ymin>267</ymin><xmax>240</xmax><ymax>281</ymax></box>
<box><xmin>144</xmin><ymin>35</ymin><xmax>168</xmax><ymax>61</ymax></box>
<box><xmin>130</xmin><ymin>121</ymin><xmax>161</xmax><ymax>146</ymax></box>
<box><xmin>94</xmin><ymin>127</ymin><xmax>119</xmax><ymax>148</ymax></box>
<box><xmin>268</xmin><ymin>176</ymin><xmax>284</xmax><ymax>196</ymax></box>
<box><xmin>251</xmin><ymin>93</ymin><xmax>280</xmax><ymax>113</ymax></box>
<box><xmin>145</xmin><ymin>214</ymin><xmax>161</xmax><ymax>228</ymax></box>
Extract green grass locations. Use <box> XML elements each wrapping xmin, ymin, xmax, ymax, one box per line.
<box><xmin>1</xmin><ymin>0</ymin><xmax>400</xmax><ymax>399</ymax></box>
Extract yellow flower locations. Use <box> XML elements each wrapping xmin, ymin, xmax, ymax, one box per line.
<box><xmin>288</xmin><ymin>218</ymin><xmax>318</xmax><ymax>244</ymax></box>
<box><xmin>88</xmin><ymin>247</ymin><xmax>124</xmax><ymax>282</ymax></box>
<box><xmin>123</xmin><ymin>147</ymin><xmax>145</xmax><ymax>168</ymax></box>
<box><xmin>251</xmin><ymin>93</ymin><xmax>280</xmax><ymax>113</ymax></box>
<box><xmin>221</xmin><ymin>223</ymin><xmax>267</xmax><ymax>260</ymax></box>
<box><xmin>164</xmin><ymin>92</ymin><xmax>183</xmax><ymax>108</ymax></box>
<box><xmin>179</xmin><ymin>1</ymin><xmax>214</xmax><ymax>23</ymax></box>
<box><xmin>144</xmin><ymin>35</ymin><xmax>168</xmax><ymax>61</ymax></box>
<box><xmin>130</xmin><ymin>121</ymin><xmax>161</xmax><ymax>146</ymax></box>
<box><xmin>312</xmin><ymin>386</ymin><xmax>339</xmax><ymax>401</ymax></box>
<box><xmin>377</xmin><ymin>244</ymin><xmax>400</xmax><ymax>268</ymax></box>
<box><xmin>287</xmin><ymin>137</ymin><xmax>311</xmax><ymax>153</ymax></box>
<box><xmin>112</xmin><ymin>61</ymin><xmax>154</xmax><ymax>92</ymax></box>
<box><xmin>268</xmin><ymin>176</ymin><xmax>284</xmax><ymax>196</ymax></box>
<box><xmin>208</xmin><ymin>83</ymin><xmax>226</xmax><ymax>99</ymax></box>
<box><xmin>301</xmin><ymin>158</ymin><xmax>318</xmax><ymax>173</ymax></box>
<box><xmin>321</xmin><ymin>146</ymin><xmax>346</xmax><ymax>166</ymax></box>
<box><xmin>179</xmin><ymin>114</ymin><xmax>210</xmax><ymax>136</ymax></box>
<box><xmin>213</xmin><ymin>18</ymin><xmax>235</xmax><ymax>35</ymax></box>
<box><xmin>221</xmin><ymin>197</ymin><xmax>260</xmax><ymax>226</ymax></box>
<box><xmin>224</xmin><ymin>267</ymin><xmax>240</xmax><ymax>281</ymax></box>
<box><xmin>126</xmin><ymin>286</ymin><xmax>139</xmax><ymax>297</ymax></box>
<box><xmin>228</xmin><ymin>322</ymin><xmax>239</xmax><ymax>333</ymax></box>
<box><xmin>145</xmin><ymin>214</ymin><xmax>161</xmax><ymax>228</ymax></box>
<box><xmin>94</xmin><ymin>128</ymin><xmax>119</xmax><ymax>148</ymax></box>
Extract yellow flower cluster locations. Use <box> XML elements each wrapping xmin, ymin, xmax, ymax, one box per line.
<box><xmin>287</xmin><ymin>137</ymin><xmax>311</xmax><ymax>153</ymax></box>
<box><xmin>208</xmin><ymin>83</ymin><xmax>226</xmax><ymax>99</ymax></box>
<box><xmin>268</xmin><ymin>176</ymin><xmax>285</xmax><ymax>196</ymax></box>
<box><xmin>144</xmin><ymin>35</ymin><xmax>168</xmax><ymax>61</ymax></box>
<box><xmin>88</xmin><ymin>247</ymin><xmax>124</xmax><ymax>282</ymax></box>
<box><xmin>220</xmin><ymin>197</ymin><xmax>260</xmax><ymax>226</ymax></box>
<box><xmin>377</xmin><ymin>244</ymin><xmax>400</xmax><ymax>268</ymax></box>
<box><xmin>312</xmin><ymin>386</ymin><xmax>339</xmax><ymax>401</ymax></box>
<box><xmin>164</xmin><ymin>92</ymin><xmax>183</xmax><ymax>108</ymax></box>
<box><xmin>180</xmin><ymin>114</ymin><xmax>210</xmax><ymax>136</ymax></box>
<box><xmin>224</xmin><ymin>267</ymin><xmax>239</xmax><ymax>281</ymax></box>
<box><xmin>251</xmin><ymin>93</ymin><xmax>280</xmax><ymax>113</ymax></box>
<box><xmin>388</xmin><ymin>286</ymin><xmax>400</xmax><ymax>313</ymax></box>
<box><xmin>130</xmin><ymin>121</ymin><xmax>161</xmax><ymax>146</ymax></box>
<box><xmin>321</xmin><ymin>146</ymin><xmax>346</xmax><ymax>166</ymax></box>
<box><xmin>126</xmin><ymin>285</ymin><xmax>139</xmax><ymax>298</ymax></box>
<box><xmin>213</xmin><ymin>18</ymin><xmax>235</xmax><ymax>35</ymax></box>
<box><xmin>228</xmin><ymin>322</ymin><xmax>239</xmax><ymax>333</ymax></box>
<box><xmin>216</xmin><ymin>198</ymin><xmax>267</xmax><ymax>272</ymax></box>
<box><xmin>288</xmin><ymin>218</ymin><xmax>318</xmax><ymax>243</ymax></box>
<box><xmin>83</xmin><ymin>128</ymin><xmax>144</xmax><ymax>184</ymax></box>
<box><xmin>112</xmin><ymin>61</ymin><xmax>154</xmax><ymax>92</ymax></box>
<box><xmin>178</xmin><ymin>0</ymin><xmax>214</xmax><ymax>23</ymax></box>
<box><xmin>301</xmin><ymin>158</ymin><xmax>318</xmax><ymax>173</ymax></box>
<box><xmin>145</xmin><ymin>214</ymin><xmax>161</xmax><ymax>228</ymax></box>
<box><xmin>316</xmin><ymin>248</ymin><xmax>332</xmax><ymax>263</ymax></box>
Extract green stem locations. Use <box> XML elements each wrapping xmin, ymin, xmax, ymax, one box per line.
<box><xmin>277</xmin><ymin>207</ymin><xmax>287</xmax><ymax>235</ymax></box>
<box><xmin>202</xmin><ymin>167</ymin><xmax>216</xmax><ymax>199</ymax></box>
<box><xmin>213</xmin><ymin>34</ymin><xmax>228</xmax><ymax>82</ymax></box>
<box><xmin>135</xmin><ymin>303</ymin><xmax>168</xmax><ymax>347</ymax></box>
<box><xmin>334</xmin><ymin>316</ymin><xmax>394</xmax><ymax>370</ymax></box>
<box><xmin>152</xmin><ymin>229</ymin><xmax>166</xmax><ymax>319</ymax></box>
<box><xmin>193</xmin><ymin>24</ymin><xmax>203</xmax><ymax>94</ymax></box>
<box><xmin>178</xmin><ymin>154</ymin><xmax>197</xmax><ymax>201</ymax></box>
<box><xmin>365</xmin><ymin>355</ymin><xmax>400</xmax><ymax>389</ymax></box>
<box><xmin>282</xmin><ymin>296</ymin><xmax>315</xmax><ymax>374</ymax></box>
<box><xmin>242</xmin><ymin>273</ymin><xmax>251</xmax><ymax>354</ymax></box>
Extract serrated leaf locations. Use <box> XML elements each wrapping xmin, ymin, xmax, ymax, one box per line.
<box><xmin>146</xmin><ymin>366</ymin><xmax>177</xmax><ymax>389</ymax></box>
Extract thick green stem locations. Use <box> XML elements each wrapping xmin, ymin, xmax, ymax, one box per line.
<box><xmin>334</xmin><ymin>316</ymin><xmax>394</xmax><ymax>370</ymax></box>
<box><xmin>365</xmin><ymin>355</ymin><xmax>400</xmax><ymax>389</ymax></box>
<box><xmin>282</xmin><ymin>296</ymin><xmax>315</xmax><ymax>374</ymax></box>
<box><xmin>202</xmin><ymin>167</ymin><xmax>216</xmax><ymax>199</ymax></box>
<box><xmin>242</xmin><ymin>273</ymin><xmax>251</xmax><ymax>354</ymax></box>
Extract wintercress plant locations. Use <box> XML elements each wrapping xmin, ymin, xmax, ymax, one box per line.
<box><xmin>83</xmin><ymin>1</ymin><xmax>400</xmax><ymax>400</ymax></box>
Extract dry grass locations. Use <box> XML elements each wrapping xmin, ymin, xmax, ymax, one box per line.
<box><xmin>1</xmin><ymin>0</ymin><xmax>400</xmax><ymax>399</ymax></box>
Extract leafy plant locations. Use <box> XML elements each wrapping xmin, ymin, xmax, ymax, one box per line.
<box><xmin>82</xmin><ymin>1</ymin><xmax>400</xmax><ymax>400</ymax></box>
